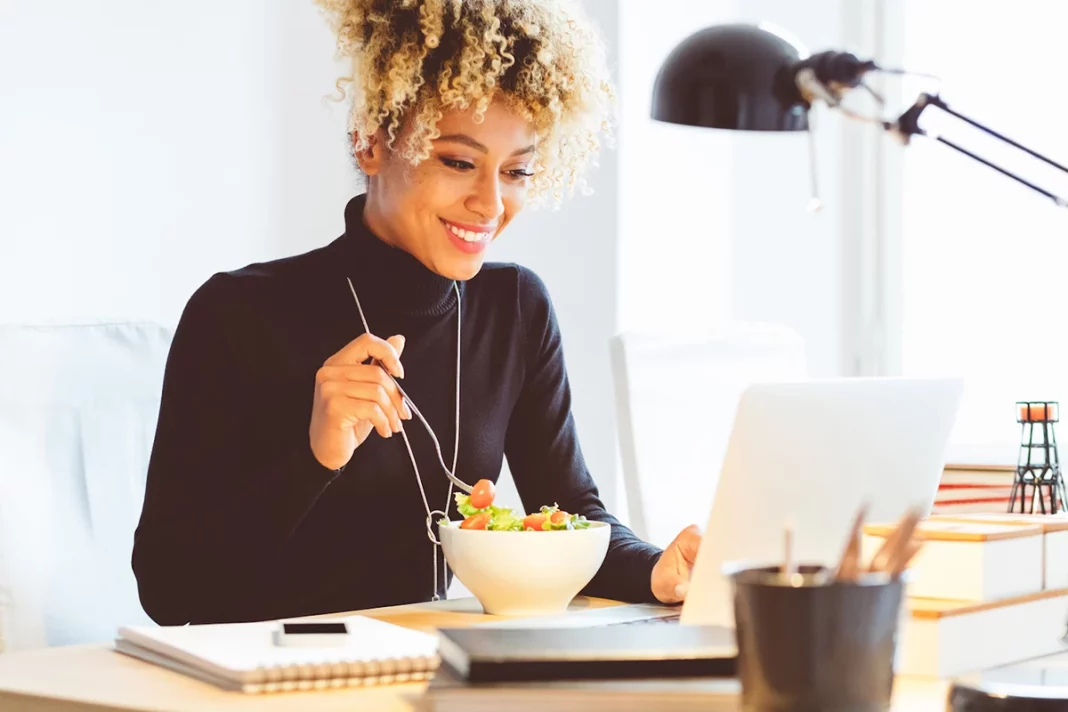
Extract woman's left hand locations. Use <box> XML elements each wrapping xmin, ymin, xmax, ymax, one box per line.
<box><xmin>650</xmin><ymin>524</ymin><xmax>702</xmax><ymax>604</ymax></box>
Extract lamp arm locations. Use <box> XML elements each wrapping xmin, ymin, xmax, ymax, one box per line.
<box><xmin>886</xmin><ymin>92</ymin><xmax>1068</xmax><ymax>208</ymax></box>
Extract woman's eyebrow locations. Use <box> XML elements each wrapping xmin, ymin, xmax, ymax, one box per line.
<box><xmin>435</xmin><ymin>134</ymin><xmax>536</xmax><ymax>157</ymax></box>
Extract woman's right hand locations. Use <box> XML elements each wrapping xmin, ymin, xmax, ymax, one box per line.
<box><xmin>309</xmin><ymin>333</ymin><xmax>412</xmax><ymax>471</ymax></box>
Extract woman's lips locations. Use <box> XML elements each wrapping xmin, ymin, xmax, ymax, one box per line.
<box><xmin>441</xmin><ymin>218</ymin><xmax>496</xmax><ymax>255</ymax></box>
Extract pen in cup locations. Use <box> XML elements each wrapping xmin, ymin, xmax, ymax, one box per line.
<box><xmin>867</xmin><ymin>505</ymin><xmax>923</xmax><ymax>575</ymax></box>
<box><xmin>782</xmin><ymin>521</ymin><xmax>797</xmax><ymax>580</ymax></box>
<box><xmin>834</xmin><ymin>502</ymin><xmax>869</xmax><ymax>582</ymax></box>
<box><xmin>833</xmin><ymin>503</ymin><xmax>925</xmax><ymax>581</ymax></box>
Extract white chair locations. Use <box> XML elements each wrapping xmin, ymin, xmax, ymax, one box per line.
<box><xmin>609</xmin><ymin>324</ymin><xmax>807</xmax><ymax>549</ymax></box>
<box><xmin>0</xmin><ymin>322</ymin><xmax>173</xmax><ymax>650</ymax></box>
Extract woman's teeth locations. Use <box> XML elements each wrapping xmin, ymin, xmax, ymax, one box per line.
<box><xmin>445</xmin><ymin>223</ymin><xmax>492</xmax><ymax>243</ymax></box>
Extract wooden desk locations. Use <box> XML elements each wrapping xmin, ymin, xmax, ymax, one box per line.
<box><xmin>0</xmin><ymin>596</ymin><xmax>950</xmax><ymax>712</ymax></box>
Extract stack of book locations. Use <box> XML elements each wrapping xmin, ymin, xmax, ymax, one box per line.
<box><xmin>423</xmin><ymin>624</ymin><xmax>738</xmax><ymax>712</ymax></box>
<box><xmin>862</xmin><ymin>516</ymin><xmax>1068</xmax><ymax>678</ymax></box>
<box><xmin>932</xmin><ymin>466</ymin><xmax>1015</xmax><ymax>514</ymax></box>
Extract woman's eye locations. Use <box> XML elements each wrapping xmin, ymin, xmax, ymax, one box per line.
<box><xmin>441</xmin><ymin>157</ymin><xmax>532</xmax><ymax>181</ymax></box>
<box><xmin>441</xmin><ymin>158</ymin><xmax>475</xmax><ymax>171</ymax></box>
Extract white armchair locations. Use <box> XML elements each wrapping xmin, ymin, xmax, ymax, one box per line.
<box><xmin>609</xmin><ymin>323</ymin><xmax>807</xmax><ymax>549</ymax></box>
<box><xmin>0</xmin><ymin>323</ymin><xmax>173</xmax><ymax>650</ymax></box>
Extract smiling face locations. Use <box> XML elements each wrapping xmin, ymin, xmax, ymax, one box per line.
<box><xmin>356</xmin><ymin>99</ymin><xmax>537</xmax><ymax>281</ymax></box>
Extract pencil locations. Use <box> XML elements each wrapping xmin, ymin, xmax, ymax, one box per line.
<box><xmin>782</xmin><ymin>523</ymin><xmax>796</xmax><ymax>578</ymax></box>
<box><xmin>868</xmin><ymin>506</ymin><xmax>923</xmax><ymax>574</ymax></box>
<box><xmin>835</xmin><ymin>503</ymin><xmax>868</xmax><ymax>581</ymax></box>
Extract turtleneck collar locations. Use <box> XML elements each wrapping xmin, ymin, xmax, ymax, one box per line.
<box><xmin>338</xmin><ymin>194</ymin><xmax>458</xmax><ymax>318</ymax></box>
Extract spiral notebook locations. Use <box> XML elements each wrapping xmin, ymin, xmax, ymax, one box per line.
<box><xmin>114</xmin><ymin>615</ymin><xmax>440</xmax><ymax>693</ymax></box>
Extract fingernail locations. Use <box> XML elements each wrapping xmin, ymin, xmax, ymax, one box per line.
<box><xmin>674</xmin><ymin>582</ymin><xmax>689</xmax><ymax>599</ymax></box>
<box><xmin>404</xmin><ymin>404</ymin><xmax>412</xmax><ymax>419</ymax></box>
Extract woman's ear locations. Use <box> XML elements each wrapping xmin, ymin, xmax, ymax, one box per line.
<box><xmin>353</xmin><ymin>130</ymin><xmax>386</xmax><ymax>176</ymax></box>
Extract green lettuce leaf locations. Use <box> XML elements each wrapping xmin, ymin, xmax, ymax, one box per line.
<box><xmin>487</xmin><ymin>510</ymin><xmax>523</xmax><ymax>531</ymax></box>
<box><xmin>454</xmin><ymin>493</ymin><xmax>482</xmax><ymax>517</ymax></box>
<box><xmin>547</xmin><ymin>513</ymin><xmax>591</xmax><ymax>530</ymax></box>
<box><xmin>570</xmin><ymin>514</ymin><xmax>591</xmax><ymax>529</ymax></box>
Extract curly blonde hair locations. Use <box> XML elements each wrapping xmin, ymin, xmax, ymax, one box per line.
<box><xmin>313</xmin><ymin>0</ymin><xmax>616</xmax><ymax>207</ymax></box>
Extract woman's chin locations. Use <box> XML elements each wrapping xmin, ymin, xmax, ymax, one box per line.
<box><xmin>446</xmin><ymin>262</ymin><xmax>484</xmax><ymax>281</ymax></box>
<box><xmin>434</xmin><ymin>254</ymin><xmax>486</xmax><ymax>282</ymax></box>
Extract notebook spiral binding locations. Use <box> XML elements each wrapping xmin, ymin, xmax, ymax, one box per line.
<box><xmin>250</xmin><ymin>653</ymin><xmax>441</xmax><ymax>693</ymax></box>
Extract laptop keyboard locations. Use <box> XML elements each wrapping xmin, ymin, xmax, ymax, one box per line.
<box><xmin>607</xmin><ymin>613</ymin><xmax>682</xmax><ymax>626</ymax></box>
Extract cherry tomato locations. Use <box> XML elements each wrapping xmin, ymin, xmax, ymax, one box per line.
<box><xmin>460</xmin><ymin>513</ymin><xmax>490</xmax><ymax>530</ymax></box>
<box><xmin>550</xmin><ymin>510</ymin><xmax>569</xmax><ymax>525</ymax></box>
<box><xmin>522</xmin><ymin>513</ymin><xmax>549</xmax><ymax>531</ymax></box>
<box><xmin>470</xmin><ymin>479</ymin><xmax>496</xmax><ymax>509</ymax></box>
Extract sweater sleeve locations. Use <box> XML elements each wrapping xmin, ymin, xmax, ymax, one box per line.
<box><xmin>503</xmin><ymin>267</ymin><xmax>663</xmax><ymax>604</ymax></box>
<box><xmin>132</xmin><ymin>273</ymin><xmax>340</xmax><ymax>625</ymax></box>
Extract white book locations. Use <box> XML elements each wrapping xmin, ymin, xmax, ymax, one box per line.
<box><xmin>114</xmin><ymin>615</ymin><xmax>440</xmax><ymax>693</ymax></box>
<box><xmin>862</xmin><ymin>519</ymin><xmax>1045</xmax><ymax>601</ymax></box>
<box><xmin>930</xmin><ymin>513</ymin><xmax>1068</xmax><ymax>590</ymax></box>
<box><xmin>900</xmin><ymin>588</ymin><xmax>1068</xmax><ymax>678</ymax></box>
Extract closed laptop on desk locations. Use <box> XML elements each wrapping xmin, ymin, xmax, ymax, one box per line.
<box><xmin>436</xmin><ymin>624</ymin><xmax>736</xmax><ymax>683</ymax></box>
<box><xmin>425</xmin><ymin>665</ymin><xmax>741</xmax><ymax>712</ymax></box>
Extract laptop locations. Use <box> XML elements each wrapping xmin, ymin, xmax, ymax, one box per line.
<box><xmin>476</xmin><ymin>376</ymin><xmax>964</xmax><ymax>630</ymax></box>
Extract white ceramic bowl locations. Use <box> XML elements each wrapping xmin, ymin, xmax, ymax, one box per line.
<box><xmin>439</xmin><ymin>520</ymin><xmax>611</xmax><ymax>616</ymax></box>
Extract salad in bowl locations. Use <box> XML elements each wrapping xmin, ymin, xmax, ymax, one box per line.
<box><xmin>438</xmin><ymin>479</ymin><xmax>610</xmax><ymax>616</ymax></box>
<box><xmin>444</xmin><ymin>478</ymin><xmax>592</xmax><ymax>532</ymax></box>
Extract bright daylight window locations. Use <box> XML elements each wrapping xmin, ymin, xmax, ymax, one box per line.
<box><xmin>893</xmin><ymin>0</ymin><xmax>1068</xmax><ymax>465</ymax></box>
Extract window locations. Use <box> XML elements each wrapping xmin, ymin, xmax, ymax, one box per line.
<box><xmin>884</xmin><ymin>0</ymin><xmax>1068</xmax><ymax>465</ymax></box>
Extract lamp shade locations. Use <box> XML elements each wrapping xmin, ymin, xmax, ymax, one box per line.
<box><xmin>651</xmin><ymin>23</ymin><xmax>810</xmax><ymax>132</ymax></box>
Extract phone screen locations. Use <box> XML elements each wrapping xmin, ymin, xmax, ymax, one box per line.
<box><xmin>282</xmin><ymin>622</ymin><xmax>348</xmax><ymax>635</ymax></box>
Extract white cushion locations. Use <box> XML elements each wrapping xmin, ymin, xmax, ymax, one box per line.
<box><xmin>0</xmin><ymin>323</ymin><xmax>173</xmax><ymax>650</ymax></box>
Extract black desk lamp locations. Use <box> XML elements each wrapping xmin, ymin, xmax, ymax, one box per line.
<box><xmin>651</xmin><ymin>23</ymin><xmax>1068</xmax><ymax>208</ymax></box>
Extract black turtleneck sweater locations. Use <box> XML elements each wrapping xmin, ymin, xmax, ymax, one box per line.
<box><xmin>132</xmin><ymin>194</ymin><xmax>663</xmax><ymax>625</ymax></box>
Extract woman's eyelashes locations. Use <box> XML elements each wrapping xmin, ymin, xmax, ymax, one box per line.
<box><xmin>439</xmin><ymin>157</ymin><xmax>533</xmax><ymax>182</ymax></box>
<box><xmin>440</xmin><ymin>157</ymin><xmax>475</xmax><ymax>172</ymax></box>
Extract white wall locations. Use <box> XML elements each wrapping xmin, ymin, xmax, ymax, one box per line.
<box><xmin>617</xmin><ymin>1</ymin><xmax>737</xmax><ymax>334</ymax></box>
<box><xmin>0</xmin><ymin>0</ymin><xmax>353</xmax><ymax>328</ymax></box>
<box><xmin>727</xmin><ymin>0</ymin><xmax>849</xmax><ymax>378</ymax></box>
<box><xmin>616</xmin><ymin>0</ymin><xmax>855</xmax><ymax>379</ymax></box>
<box><xmin>881</xmin><ymin>0</ymin><xmax>1068</xmax><ymax>464</ymax></box>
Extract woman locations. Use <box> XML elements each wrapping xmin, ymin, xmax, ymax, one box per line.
<box><xmin>132</xmin><ymin>0</ymin><xmax>700</xmax><ymax>626</ymax></box>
